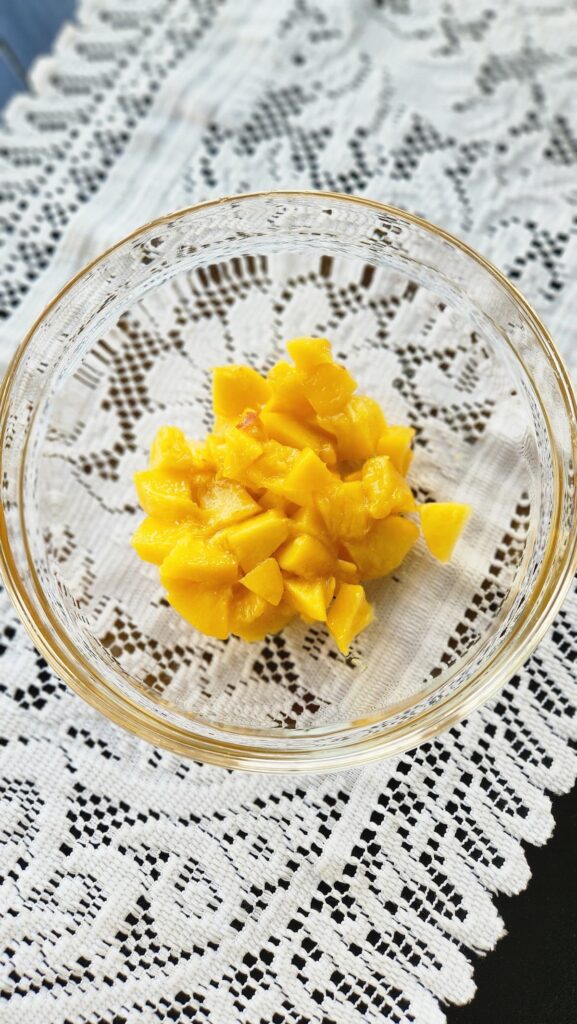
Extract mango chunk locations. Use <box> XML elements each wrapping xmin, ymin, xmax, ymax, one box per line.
<box><xmin>243</xmin><ymin>439</ymin><xmax>301</xmax><ymax>491</ymax></box>
<box><xmin>212</xmin><ymin>365</ymin><xmax>271</xmax><ymax>418</ymax></box>
<box><xmin>231</xmin><ymin>590</ymin><xmax>294</xmax><ymax>641</ymax></box>
<box><xmin>133</xmin><ymin>336</ymin><xmax>470</xmax><ymax>652</ymax></box>
<box><xmin>362</xmin><ymin>456</ymin><xmax>416</xmax><ymax>518</ymax></box>
<box><xmin>198</xmin><ymin>479</ymin><xmax>260</xmax><ymax>529</ymax></box>
<box><xmin>286</xmin><ymin>336</ymin><xmax>333</xmax><ymax>369</ymax></box>
<box><xmin>317</xmin><ymin>481</ymin><xmax>370</xmax><ymax>539</ymax></box>
<box><xmin>318</xmin><ymin>395</ymin><xmax>386</xmax><ymax>461</ymax></box>
<box><xmin>267</xmin><ymin>361</ymin><xmax>314</xmax><ymax>418</ymax></box>
<box><xmin>160</xmin><ymin>534</ymin><xmax>238</xmax><ymax>586</ymax></box>
<box><xmin>277</xmin><ymin>533</ymin><xmax>336</xmax><ymax>577</ymax></box>
<box><xmin>150</xmin><ymin>426</ymin><xmax>194</xmax><ymax>472</ymax></box>
<box><xmin>419</xmin><ymin>502</ymin><xmax>471</xmax><ymax>562</ymax></box>
<box><xmin>131</xmin><ymin>518</ymin><xmax>194</xmax><ymax>564</ymax></box>
<box><xmin>224</xmin><ymin>510</ymin><xmax>291</xmax><ymax>571</ymax></box>
<box><xmin>290</xmin><ymin>505</ymin><xmax>331</xmax><ymax>542</ymax></box>
<box><xmin>345</xmin><ymin>516</ymin><xmax>419</xmax><ymax>580</ymax></box>
<box><xmin>304</xmin><ymin>361</ymin><xmax>357</xmax><ymax>416</ymax></box>
<box><xmin>377</xmin><ymin>425</ymin><xmax>415</xmax><ymax>475</ymax></box>
<box><xmin>240</xmin><ymin>558</ymin><xmax>284</xmax><ymax>606</ymax></box>
<box><xmin>134</xmin><ymin>469</ymin><xmax>198</xmax><ymax>521</ymax></box>
<box><xmin>260</xmin><ymin>409</ymin><xmax>336</xmax><ymax>465</ymax></box>
<box><xmin>336</xmin><ymin>558</ymin><xmax>360</xmax><ymax>583</ymax></box>
<box><xmin>210</xmin><ymin>425</ymin><xmax>263</xmax><ymax>480</ymax></box>
<box><xmin>327</xmin><ymin>583</ymin><xmax>374</xmax><ymax>655</ymax></box>
<box><xmin>284</xmin><ymin>577</ymin><xmax>331</xmax><ymax>621</ymax></box>
<box><xmin>166</xmin><ymin>582</ymin><xmax>230</xmax><ymax>639</ymax></box>
<box><xmin>279</xmin><ymin>447</ymin><xmax>335</xmax><ymax>503</ymax></box>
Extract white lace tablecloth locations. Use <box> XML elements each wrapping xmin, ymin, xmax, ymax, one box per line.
<box><xmin>1</xmin><ymin>2</ymin><xmax>577</xmax><ymax>1022</ymax></box>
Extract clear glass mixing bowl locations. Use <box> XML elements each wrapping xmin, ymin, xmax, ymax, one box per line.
<box><xmin>0</xmin><ymin>191</ymin><xmax>575</xmax><ymax>771</ymax></box>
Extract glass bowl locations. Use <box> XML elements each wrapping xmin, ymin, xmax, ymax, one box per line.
<box><xmin>0</xmin><ymin>191</ymin><xmax>575</xmax><ymax>772</ymax></box>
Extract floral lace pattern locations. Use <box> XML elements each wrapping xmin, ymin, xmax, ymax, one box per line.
<box><xmin>1</xmin><ymin>2</ymin><xmax>577</xmax><ymax>1022</ymax></box>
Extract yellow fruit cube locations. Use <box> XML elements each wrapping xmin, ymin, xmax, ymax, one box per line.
<box><xmin>283</xmin><ymin>577</ymin><xmax>331</xmax><ymax>621</ymax></box>
<box><xmin>286</xmin><ymin>336</ymin><xmax>333</xmax><ymax>369</ymax></box>
<box><xmin>131</xmin><ymin>517</ymin><xmax>192</xmax><ymax>564</ymax></box>
<box><xmin>134</xmin><ymin>469</ymin><xmax>198</xmax><ymax>520</ymax></box>
<box><xmin>419</xmin><ymin>502</ymin><xmax>471</xmax><ymax>562</ymax></box>
<box><xmin>376</xmin><ymin>425</ymin><xmax>415</xmax><ymax>474</ymax></box>
<box><xmin>224</xmin><ymin>510</ymin><xmax>291</xmax><ymax>571</ymax></box>
<box><xmin>160</xmin><ymin>534</ymin><xmax>238</xmax><ymax>586</ymax></box>
<box><xmin>336</xmin><ymin>558</ymin><xmax>360</xmax><ymax>583</ymax></box>
<box><xmin>317</xmin><ymin>481</ymin><xmax>370</xmax><ymax>539</ymax></box>
<box><xmin>211</xmin><ymin>426</ymin><xmax>263</xmax><ymax>480</ymax></box>
<box><xmin>318</xmin><ymin>395</ymin><xmax>386</xmax><ymax>461</ymax></box>
<box><xmin>243</xmin><ymin>439</ymin><xmax>301</xmax><ymax>491</ymax></box>
<box><xmin>212</xmin><ymin>365</ymin><xmax>271</xmax><ymax>418</ymax></box>
<box><xmin>304</xmin><ymin>362</ymin><xmax>357</xmax><ymax>416</ymax></box>
<box><xmin>290</xmin><ymin>505</ymin><xmax>331</xmax><ymax>542</ymax></box>
<box><xmin>327</xmin><ymin>583</ymin><xmax>374</xmax><ymax>654</ymax></box>
<box><xmin>277</xmin><ymin>533</ymin><xmax>336</xmax><ymax>577</ymax></box>
<box><xmin>279</xmin><ymin>447</ymin><xmax>335</xmax><ymax>503</ymax></box>
<box><xmin>266</xmin><ymin>361</ymin><xmax>314</xmax><ymax>418</ymax></box>
<box><xmin>198</xmin><ymin>480</ymin><xmax>260</xmax><ymax>529</ymax></box>
<box><xmin>260</xmin><ymin>409</ymin><xmax>336</xmax><ymax>465</ymax></box>
<box><xmin>240</xmin><ymin>557</ymin><xmax>284</xmax><ymax>606</ymax></box>
<box><xmin>259</xmin><ymin>489</ymin><xmax>292</xmax><ymax>513</ymax></box>
<box><xmin>231</xmin><ymin>590</ymin><xmax>294</xmax><ymax>641</ymax></box>
<box><xmin>362</xmin><ymin>456</ymin><xmax>416</xmax><ymax>518</ymax></box>
<box><xmin>166</xmin><ymin>582</ymin><xmax>231</xmax><ymax>639</ymax></box>
<box><xmin>345</xmin><ymin>516</ymin><xmax>419</xmax><ymax>580</ymax></box>
<box><xmin>149</xmin><ymin>426</ymin><xmax>194</xmax><ymax>472</ymax></box>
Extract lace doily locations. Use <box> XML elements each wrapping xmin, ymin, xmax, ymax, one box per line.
<box><xmin>1</xmin><ymin>2</ymin><xmax>577</xmax><ymax>1022</ymax></box>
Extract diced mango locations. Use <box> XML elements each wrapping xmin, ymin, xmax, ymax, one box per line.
<box><xmin>212</xmin><ymin>365</ymin><xmax>271</xmax><ymax>418</ymax></box>
<box><xmin>259</xmin><ymin>489</ymin><xmax>292</xmax><ymax>513</ymax></box>
<box><xmin>377</xmin><ymin>425</ymin><xmax>415</xmax><ymax>475</ymax></box>
<box><xmin>290</xmin><ymin>505</ymin><xmax>331</xmax><ymax>543</ymax></box>
<box><xmin>210</xmin><ymin>426</ymin><xmax>263</xmax><ymax>480</ymax></box>
<box><xmin>230</xmin><ymin>588</ymin><xmax>268</xmax><ymax>640</ymax></box>
<box><xmin>279</xmin><ymin>447</ymin><xmax>335</xmax><ymax>503</ymax></box>
<box><xmin>236</xmin><ymin>408</ymin><xmax>268</xmax><ymax>441</ymax></box>
<box><xmin>318</xmin><ymin>395</ymin><xmax>386</xmax><ymax>461</ymax></box>
<box><xmin>336</xmin><ymin>558</ymin><xmax>360</xmax><ymax>583</ymax></box>
<box><xmin>327</xmin><ymin>583</ymin><xmax>374</xmax><ymax>654</ymax></box>
<box><xmin>160</xmin><ymin>534</ymin><xmax>238</xmax><ymax>586</ymax></box>
<box><xmin>240</xmin><ymin>557</ymin><xmax>284</xmax><ymax>606</ymax></box>
<box><xmin>243</xmin><ymin>439</ymin><xmax>301</xmax><ymax>491</ymax></box>
<box><xmin>345</xmin><ymin>516</ymin><xmax>419</xmax><ymax>580</ymax></box>
<box><xmin>231</xmin><ymin>590</ymin><xmax>295</xmax><ymax>641</ymax></box>
<box><xmin>317</xmin><ymin>481</ymin><xmax>370</xmax><ymax>539</ymax></box>
<box><xmin>277</xmin><ymin>533</ymin><xmax>336</xmax><ymax>577</ymax></box>
<box><xmin>286</xmin><ymin>336</ymin><xmax>333</xmax><ymax>369</ymax></box>
<box><xmin>266</xmin><ymin>361</ymin><xmax>314</xmax><ymax>419</ymax></box>
<box><xmin>304</xmin><ymin>362</ymin><xmax>357</xmax><ymax>416</ymax></box>
<box><xmin>133</xmin><ymin>336</ymin><xmax>470</xmax><ymax>653</ymax></box>
<box><xmin>362</xmin><ymin>456</ymin><xmax>416</xmax><ymax>518</ymax></box>
<box><xmin>259</xmin><ymin>409</ymin><xmax>336</xmax><ymax>465</ymax></box>
<box><xmin>166</xmin><ymin>582</ymin><xmax>230</xmax><ymax>639</ymax></box>
<box><xmin>224</xmin><ymin>510</ymin><xmax>291</xmax><ymax>571</ymax></box>
<box><xmin>198</xmin><ymin>480</ymin><xmax>260</xmax><ymax>529</ymax></box>
<box><xmin>134</xmin><ymin>469</ymin><xmax>199</xmax><ymax>520</ymax></box>
<box><xmin>150</xmin><ymin>426</ymin><xmax>194</xmax><ymax>472</ymax></box>
<box><xmin>283</xmin><ymin>577</ymin><xmax>331</xmax><ymax>621</ymax></box>
<box><xmin>419</xmin><ymin>502</ymin><xmax>471</xmax><ymax>562</ymax></box>
<box><xmin>131</xmin><ymin>518</ymin><xmax>195</xmax><ymax>564</ymax></box>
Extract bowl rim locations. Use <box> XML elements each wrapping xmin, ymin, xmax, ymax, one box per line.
<box><xmin>1</xmin><ymin>188</ymin><xmax>576</xmax><ymax>773</ymax></box>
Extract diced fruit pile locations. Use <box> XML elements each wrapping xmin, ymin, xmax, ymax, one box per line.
<box><xmin>132</xmin><ymin>338</ymin><xmax>470</xmax><ymax>654</ymax></box>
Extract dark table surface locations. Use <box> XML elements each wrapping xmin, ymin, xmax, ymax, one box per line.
<box><xmin>1</xmin><ymin>4</ymin><xmax>576</xmax><ymax>1022</ymax></box>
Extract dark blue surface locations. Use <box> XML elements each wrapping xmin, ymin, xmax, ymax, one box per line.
<box><xmin>0</xmin><ymin>0</ymin><xmax>76</xmax><ymax>107</ymax></box>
